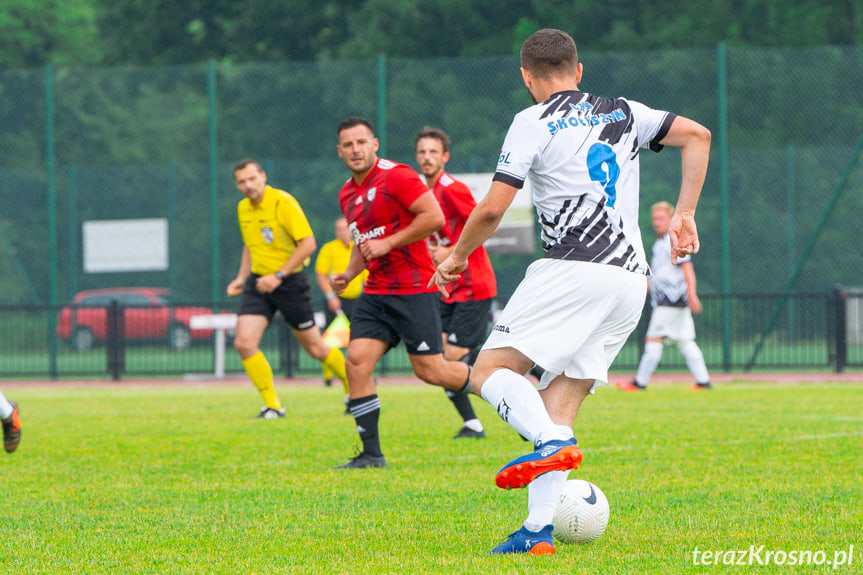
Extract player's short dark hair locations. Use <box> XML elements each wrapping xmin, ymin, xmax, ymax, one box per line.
<box><xmin>414</xmin><ymin>126</ymin><xmax>450</xmax><ymax>153</ymax></box>
<box><xmin>233</xmin><ymin>158</ymin><xmax>263</xmax><ymax>173</ymax></box>
<box><xmin>520</xmin><ymin>28</ymin><xmax>578</xmax><ymax>79</ymax></box>
<box><xmin>337</xmin><ymin>117</ymin><xmax>375</xmax><ymax>136</ymax></box>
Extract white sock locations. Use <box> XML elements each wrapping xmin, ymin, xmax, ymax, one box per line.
<box><xmin>678</xmin><ymin>340</ymin><xmax>710</xmax><ymax>384</ymax></box>
<box><xmin>0</xmin><ymin>390</ymin><xmax>12</xmax><ymax>420</ymax></box>
<box><xmin>524</xmin><ymin>424</ymin><xmax>575</xmax><ymax>531</ymax></box>
<box><xmin>463</xmin><ymin>418</ymin><xmax>483</xmax><ymax>432</ymax></box>
<box><xmin>524</xmin><ymin>470</ymin><xmax>570</xmax><ymax>532</ymax></box>
<box><xmin>635</xmin><ymin>341</ymin><xmax>664</xmax><ymax>386</ymax></box>
<box><xmin>480</xmin><ymin>368</ymin><xmax>564</xmax><ymax>445</ymax></box>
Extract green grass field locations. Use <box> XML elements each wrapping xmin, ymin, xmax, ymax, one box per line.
<box><xmin>1</xmin><ymin>379</ymin><xmax>860</xmax><ymax>574</ymax></box>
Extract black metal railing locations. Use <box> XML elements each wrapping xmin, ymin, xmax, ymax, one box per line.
<box><xmin>0</xmin><ymin>289</ymin><xmax>861</xmax><ymax>380</ymax></box>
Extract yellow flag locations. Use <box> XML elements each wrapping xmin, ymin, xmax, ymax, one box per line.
<box><xmin>322</xmin><ymin>311</ymin><xmax>350</xmax><ymax>348</ymax></box>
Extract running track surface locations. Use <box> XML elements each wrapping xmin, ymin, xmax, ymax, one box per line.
<box><xmin>3</xmin><ymin>371</ymin><xmax>862</xmax><ymax>388</ymax></box>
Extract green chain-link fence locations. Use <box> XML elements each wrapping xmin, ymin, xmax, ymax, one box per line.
<box><xmin>0</xmin><ymin>45</ymin><xmax>861</xmax><ymax>377</ymax></box>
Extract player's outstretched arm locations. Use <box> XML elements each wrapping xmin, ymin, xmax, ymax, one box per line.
<box><xmin>658</xmin><ymin>116</ymin><xmax>711</xmax><ymax>263</ymax></box>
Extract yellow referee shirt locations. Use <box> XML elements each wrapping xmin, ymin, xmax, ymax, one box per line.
<box><xmin>237</xmin><ymin>186</ymin><xmax>313</xmax><ymax>276</ymax></box>
<box><xmin>314</xmin><ymin>238</ymin><xmax>368</xmax><ymax>300</ymax></box>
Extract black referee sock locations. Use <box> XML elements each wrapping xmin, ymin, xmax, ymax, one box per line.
<box><xmin>349</xmin><ymin>394</ymin><xmax>382</xmax><ymax>457</ymax></box>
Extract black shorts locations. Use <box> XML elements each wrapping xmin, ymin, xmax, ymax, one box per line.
<box><xmin>350</xmin><ymin>292</ymin><xmax>442</xmax><ymax>355</ymax></box>
<box><xmin>440</xmin><ymin>298</ymin><xmax>494</xmax><ymax>349</ymax></box>
<box><xmin>238</xmin><ymin>271</ymin><xmax>316</xmax><ymax>330</ymax></box>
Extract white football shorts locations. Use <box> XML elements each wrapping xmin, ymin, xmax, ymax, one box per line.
<box><xmin>482</xmin><ymin>259</ymin><xmax>647</xmax><ymax>390</ymax></box>
<box><xmin>645</xmin><ymin>305</ymin><xmax>696</xmax><ymax>341</ymax></box>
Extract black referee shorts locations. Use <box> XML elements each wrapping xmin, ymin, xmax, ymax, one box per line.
<box><xmin>239</xmin><ymin>271</ymin><xmax>316</xmax><ymax>330</ymax></box>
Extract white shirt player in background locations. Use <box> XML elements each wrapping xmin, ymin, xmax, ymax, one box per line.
<box><xmin>617</xmin><ymin>201</ymin><xmax>711</xmax><ymax>392</ymax></box>
<box><xmin>429</xmin><ymin>28</ymin><xmax>711</xmax><ymax>555</ymax></box>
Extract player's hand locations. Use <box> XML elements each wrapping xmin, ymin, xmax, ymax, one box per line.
<box><xmin>428</xmin><ymin>254</ymin><xmax>467</xmax><ymax>298</ymax></box>
<box><xmin>428</xmin><ymin>244</ymin><xmax>443</xmax><ymax>266</ymax></box>
<box><xmin>689</xmin><ymin>294</ymin><xmax>703</xmax><ymax>314</ymax></box>
<box><xmin>255</xmin><ymin>274</ymin><xmax>281</xmax><ymax>294</ymax></box>
<box><xmin>330</xmin><ymin>273</ymin><xmax>349</xmax><ymax>294</ymax></box>
<box><xmin>226</xmin><ymin>279</ymin><xmax>244</xmax><ymax>297</ymax></box>
<box><xmin>428</xmin><ymin>244</ymin><xmax>453</xmax><ymax>266</ymax></box>
<box><xmin>326</xmin><ymin>296</ymin><xmax>342</xmax><ymax>313</ymax></box>
<box><xmin>668</xmin><ymin>211</ymin><xmax>699</xmax><ymax>264</ymax></box>
<box><xmin>359</xmin><ymin>238</ymin><xmax>392</xmax><ymax>261</ymax></box>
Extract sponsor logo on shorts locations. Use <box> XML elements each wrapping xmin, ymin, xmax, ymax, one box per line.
<box><xmin>416</xmin><ymin>341</ymin><xmax>430</xmax><ymax>352</ymax></box>
<box><xmin>492</xmin><ymin>324</ymin><xmax>510</xmax><ymax>334</ymax></box>
<box><xmin>298</xmin><ymin>320</ymin><xmax>315</xmax><ymax>329</ymax></box>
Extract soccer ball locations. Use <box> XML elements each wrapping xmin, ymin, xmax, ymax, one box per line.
<box><xmin>552</xmin><ymin>479</ymin><xmax>610</xmax><ymax>544</ymax></box>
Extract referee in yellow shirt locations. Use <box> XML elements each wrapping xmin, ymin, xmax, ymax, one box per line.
<box><xmin>315</xmin><ymin>217</ymin><xmax>368</xmax><ymax>392</ymax></box>
<box><xmin>227</xmin><ymin>159</ymin><xmax>348</xmax><ymax>418</ymax></box>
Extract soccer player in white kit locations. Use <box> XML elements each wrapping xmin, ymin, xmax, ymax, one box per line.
<box><xmin>617</xmin><ymin>201</ymin><xmax>711</xmax><ymax>392</ymax></box>
<box><xmin>430</xmin><ymin>28</ymin><xmax>711</xmax><ymax>555</ymax></box>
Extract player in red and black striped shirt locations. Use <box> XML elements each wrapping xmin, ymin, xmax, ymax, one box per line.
<box><xmin>416</xmin><ymin>127</ymin><xmax>497</xmax><ymax>440</ymax></box>
<box><xmin>330</xmin><ymin>117</ymin><xmax>474</xmax><ymax>469</ymax></box>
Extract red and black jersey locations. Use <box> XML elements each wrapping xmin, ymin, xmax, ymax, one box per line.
<box><xmin>339</xmin><ymin>158</ymin><xmax>437</xmax><ymax>295</ymax></box>
<box><xmin>430</xmin><ymin>172</ymin><xmax>498</xmax><ymax>303</ymax></box>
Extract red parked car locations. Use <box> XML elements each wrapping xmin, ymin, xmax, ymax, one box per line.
<box><xmin>56</xmin><ymin>287</ymin><xmax>218</xmax><ymax>351</ymax></box>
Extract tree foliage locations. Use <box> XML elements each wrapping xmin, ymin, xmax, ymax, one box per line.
<box><xmin>1</xmin><ymin>0</ymin><xmax>860</xmax><ymax>70</ymax></box>
<box><xmin>0</xmin><ymin>0</ymin><xmax>102</xmax><ymax>68</ymax></box>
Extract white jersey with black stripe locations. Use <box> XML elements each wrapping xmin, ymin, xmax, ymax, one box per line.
<box><xmin>649</xmin><ymin>234</ymin><xmax>691</xmax><ymax>308</ymax></box>
<box><xmin>494</xmin><ymin>90</ymin><xmax>675</xmax><ymax>274</ymax></box>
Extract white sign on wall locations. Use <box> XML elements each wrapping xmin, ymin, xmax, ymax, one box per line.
<box><xmin>453</xmin><ymin>173</ymin><xmax>535</xmax><ymax>254</ymax></box>
<box><xmin>83</xmin><ymin>218</ymin><xmax>169</xmax><ymax>273</ymax></box>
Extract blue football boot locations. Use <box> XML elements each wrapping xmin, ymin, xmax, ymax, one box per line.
<box><xmin>495</xmin><ymin>438</ymin><xmax>582</xmax><ymax>489</ymax></box>
<box><xmin>490</xmin><ymin>524</ymin><xmax>556</xmax><ymax>555</ymax></box>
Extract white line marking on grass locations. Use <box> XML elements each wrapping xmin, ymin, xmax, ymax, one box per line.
<box><xmin>799</xmin><ymin>414</ymin><xmax>863</xmax><ymax>422</ymax></box>
<box><xmin>588</xmin><ymin>429</ymin><xmax>863</xmax><ymax>452</ymax></box>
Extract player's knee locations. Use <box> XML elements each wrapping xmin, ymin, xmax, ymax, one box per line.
<box><xmin>411</xmin><ymin>360</ymin><xmax>438</xmax><ymax>384</ymax></box>
<box><xmin>233</xmin><ymin>334</ymin><xmax>257</xmax><ymax>356</ymax></box>
<box><xmin>675</xmin><ymin>339</ymin><xmax>696</xmax><ymax>353</ymax></box>
<box><xmin>643</xmin><ymin>340</ymin><xmax>664</xmax><ymax>359</ymax></box>
<box><xmin>345</xmin><ymin>352</ymin><xmax>372</xmax><ymax>377</ymax></box>
<box><xmin>305</xmin><ymin>341</ymin><xmax>330</xmax><ymax>361</ymax></box>
<box><xmin>443</xmin><ymin>345</ymin><xmax>470</xmax><ymax>363</ymax></box>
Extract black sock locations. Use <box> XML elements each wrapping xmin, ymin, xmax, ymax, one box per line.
<box><xmin>445</xmin><ymin>387</ymin><xmax>478</xmax><ymax>423</ymax></box>
<box><xmin>459</xmin><ymin>347</ymin><xmax>480</xmax><ymax>366</ymax></box>
<box><xmin>349</xmin><ymin>394</ymin><xmax>382</xmax><ymax>457</ymax></box>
